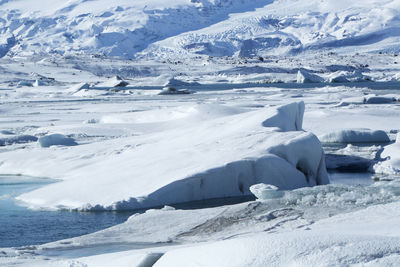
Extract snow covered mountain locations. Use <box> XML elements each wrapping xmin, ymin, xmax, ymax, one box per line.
<box><xmin>1</xmin><ymin>0</ymin><xmax>400</xmax><ymax>59</ymax></box>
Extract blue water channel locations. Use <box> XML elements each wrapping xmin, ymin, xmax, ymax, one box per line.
<box><xmin>0</xmin><ymin>175</ymin><xmax>134</xmax><ymax>248</ymax></box>
<box><xmin>0</xmin><ymin>170</ymin><xmax>377</xmax><ymax>248</ymax></box>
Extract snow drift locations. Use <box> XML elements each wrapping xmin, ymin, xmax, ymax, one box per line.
<box><xmin>0</xmin><ymin>102</ymin><xmax>329</xmax><ymax>210</ymax></box>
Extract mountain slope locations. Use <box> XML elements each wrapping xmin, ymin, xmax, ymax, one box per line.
<box><xmin>0</xmin><ymin>0</ymin><xmax>400</xmax><ymax>59</ymax></box>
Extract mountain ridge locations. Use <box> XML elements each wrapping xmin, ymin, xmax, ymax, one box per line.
<box><xmin>1</xmin><ymin>0</ymin><xmax>399</xmax><ymax>59</ymax></box>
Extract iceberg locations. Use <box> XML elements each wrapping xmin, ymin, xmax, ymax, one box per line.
<box><xmin>373</xmin><ymin>133</ymin><xmax>400</xmax><ymax>175</ymax></box>
<box><xmin>296</xmin><ymin>69</ymin><xmax>324</xmax><ymax>83</ymax></box>
<box><xmin>0</xmin><ymin>102</ymin><xmax>329</xmax><ymax>210</ymax></box>
<box><xmin>38</xmin><ymin>134</ymin><xmax>78</xmax><ymax>148</ymax></box>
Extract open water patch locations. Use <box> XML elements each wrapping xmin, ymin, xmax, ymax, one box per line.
<box><xmin>0</xmin><ymin>175</ymin><xmax>134</xmax><ymax>248</ymax></box>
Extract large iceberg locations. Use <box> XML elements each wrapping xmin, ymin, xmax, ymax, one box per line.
<box><xmin>0</xmin><ymin>102</ymin><xmax>328</xmax><ymax>210</ymax></box>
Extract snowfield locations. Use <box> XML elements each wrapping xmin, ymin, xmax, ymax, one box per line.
<box><xmin>1</xmin><ymin>0</ymin><xmax>400</xmax><ymax>266</ymax></box>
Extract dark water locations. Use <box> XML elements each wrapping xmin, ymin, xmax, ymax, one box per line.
<box><xmin>0</xmin><ymin>175</ymin><xmax>134</xmax><ymax>248</ymax></box>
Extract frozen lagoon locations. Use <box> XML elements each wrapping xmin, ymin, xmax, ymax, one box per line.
<box><xmin>1</xmin><ymin>76</ymin><xmax>400</xmax><ymax>265</ymax></box>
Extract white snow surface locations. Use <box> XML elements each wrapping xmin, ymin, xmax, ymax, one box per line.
<box><xmin>0</xmin><ymin>102</ymin><xmax>329</xmax><ymax>210</ymax></box>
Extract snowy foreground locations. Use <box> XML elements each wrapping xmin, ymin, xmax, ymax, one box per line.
<box><xmin>1</xmin><ymin>54</ymin><xmax>400</xmax><ymax>266</ymax></box>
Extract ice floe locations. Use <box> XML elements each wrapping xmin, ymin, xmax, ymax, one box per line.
<box><xmin>38</xmin><ymin>134</ymin><xmax>78</xmax><ymax>148</ymax></box>
<box><xmin>319</xmin><ymin>129</ymin><xmax>390</xmax><ymax>143</ymax></box>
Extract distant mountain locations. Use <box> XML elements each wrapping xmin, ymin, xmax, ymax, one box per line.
<box><xmin>1</xmin><ymin>0</ymin><xmax>399</xmax><ymax>59</ymax></box>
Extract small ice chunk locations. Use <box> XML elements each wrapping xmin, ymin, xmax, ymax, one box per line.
<box><xmin>83</xmin><ymin>118</ymin><xmax>99</xmax><ymax>124</ymax></box>
<box><xmin>250</xmin><ymin>183</ymin><xmax>283</xmax><ymax>200</ymax></box>
<box><xmin>0</xmin><ymin>130</ymin><xmax>14</xmax><ymax>135</ymax></box>
<box><xmin>0</xmin><ymin>135</ymin><xmax>38</xmax><ymax>146</ymax></box>
<box><xmin>364</xmin><ymin>95</ymin><xmax>396</xmax><ymax>104</ymax></box>
<box><xmin>17</xmin><ymin>81</ymin><xmax>33</xmax><ymax>87</ymax></box>
<box><xmin>328</xmin><ymin>71</ymin><xmax>350</xmax><ymax>83</ymax></box>
<box><xmin>33</xmin><ymin>79</ymin><xmax>44</xmax><ymax>87</ymax></box>
<box><xmin>161</xmin><ymin>205</ymin><xmax>175</xmax><ymax>211</ymax></box>
<box><xmin>38</xmin><ymin>134</ymin><xmax>78</xmax><ymax>148</ymax></box>
<box><xmin>68</xmin><ymin>82</ymin><xmax>90</xmax><ymax>93</ymax></box>
<box><xmin>164</xmin><ymin>77</ymin><xmax>200</xmax><ymax>87</ymax></box>
<box><xmin>329</xmin><ymin>70</ymin><xmax>370</xmax><ymax>83</ymax></box>
<box><xmin>319</xmin><ymin>129</ymin><xmax>390</xmax><ymax>143</ymax></box>
<box><xmin>158</xmin><ymin>87</ymin><xmax>191</xmax><ymax>95</ymax></box>
<box><xmin>98</xmin><ymin>75</ymin><xmax>128</xmax><ymax>88</ymax></box>
<box><xmin>296</xmin><ymin>69</ymin><xmax>324</xmax><ymax>83</ymax></box>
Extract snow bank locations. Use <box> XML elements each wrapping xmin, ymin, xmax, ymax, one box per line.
<box><xmin>319</xmin><ymin>129</ymin><xmax>390</xmax><ymax>143</ymax></box>
<box><xmin>7</xmin><ymin>102</ymin><xmax>328</xmax><ymax>210</ymax></box>
<box><xmin>154</xmin><ymin>201</ymin><xmax>400</xmax><ymax>267</ymax></box>
<box><xmin>296</xmin><ymin>69</ymin><xmax>324</xmax><ymax>83</ymax></box>
<box><xmin>38</xmin><ymin>134</ymin><xmax>78</xmax><ymax>148</ymax></box>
